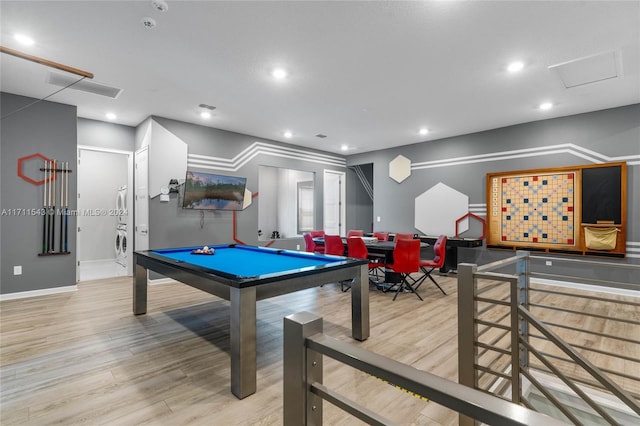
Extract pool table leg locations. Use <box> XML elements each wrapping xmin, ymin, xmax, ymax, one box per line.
<box><xmin>133</xmin><ymin>262</ymin><xmax>147</xmax><ymax>315</ymax></box>
<box><xmin>351</xmin><ymin>264</ymin><xmax>370</xmax><ymax>341</ymax></box>
<box><xmin>230</xmin><ymin>285</ymin><xmax>257</xmax><ymax>399</ymax></box>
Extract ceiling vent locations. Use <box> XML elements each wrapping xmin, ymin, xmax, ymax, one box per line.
<box><xmin>315</xmin><ymin>134</ymin><xmax>327</xmax><ymax>138</ymax></box>
<box><xmin>549</xmin><ymin>50</ymin><xmax>622</xmax><ymax>89</ymax></box>
<box><xmin>47</xmin><ymin>72</ymin><xmax>123</xmax><ymax>98</ymax></box>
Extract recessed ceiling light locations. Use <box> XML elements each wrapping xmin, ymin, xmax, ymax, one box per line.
<box><xmin>200</xmin><ymin>111</ymin><xmax>211</xmax><ymax>119</ymax></box>
<box><xmin>507</xmin><ymin>61</ymin><xmax>524</xmax><ymax>73</ymax></box>
<box><xmin>141</xmin><ymin>17</ymin><xmax>157</xmax><ymax>29</ymax></box>
<box><xmin>283</xmin><ymin>130</ymin><xmax>292</xmax><ymax>138</ymax></box>
<box><xmin>539</xmin><ymin>102</ymin><xmax>553</xmax><ymax>110</ymax></box>
<box><xmin>419</xmin><ymin>128</ymin><xmax>429</xmax><ymax>136</ymax></box>
<box><xmin>341</xmin><ymin>145</ymin><xmax>349</xmax><ymax>151</ymax></box>
<box><xmin>272</xmin><ymin>68</ymin><xmax>288</xmax><ymax>80</ymax></box>
<box><xmin>14</xmin><ymin>34</ymin><xmax>34</xmax><ymax>46</ymax></box>
<box><xmin>106</xmin><ymin>112</ymin><xmax>117</xmax><ymax>120</ymax></box>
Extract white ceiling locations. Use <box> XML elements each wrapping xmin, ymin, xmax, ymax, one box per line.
<box><xmin>1</xmin><ymin>1</ymin><xmax>639</xmax><ymax>154</ymax></box>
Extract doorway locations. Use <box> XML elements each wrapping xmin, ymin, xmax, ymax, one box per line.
<box><xmin>76</xmin><ymin>146</ymin><xmax>133</xmax><ymax>281</ymax></box>
<box><xmin>323</xmin><ymin>170</ymin><xmax>346</xmax><ymax>236</ymax></box>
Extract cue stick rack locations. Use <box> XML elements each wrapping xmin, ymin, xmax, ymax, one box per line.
<box><xmin>38</xmin><ymin>159</ymin><xmax>72</xmax><ymax>256</ymax></box>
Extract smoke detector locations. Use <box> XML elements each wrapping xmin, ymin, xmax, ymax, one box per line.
<box><xmin>141</xmin><ymin>17</ymin><xmax>157</xmax><ymax>29</ymax></box>
<box><xmin>151</xmin><ymin>0</ymin><xmax>169</xmax><ymax>12</ymax></box>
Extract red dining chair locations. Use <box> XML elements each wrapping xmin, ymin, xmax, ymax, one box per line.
<box><xmin>323</xmin><ymin>234</ymin><xmax>344</xmax><ymax>256</ymax></box>
<box><xmin>303</xmin><ymin>233</ymin><xmax>324</xmax><ymax>254</ymax></box>
<box><xmin>373</xmin><ymin>231</ymin><xmax>390</xmax><ymax>241</ymax></box>
<box><xmin>323</xmin><ymin>235</ymin><xmax>346</xmax><ymax>289</ymax></box>
<box><xmin>310</xmin><ymin>230</ymin><xmax>325</xmax><ymax>238</ymax></box>
<box><xmin>346</xmin><ymin>237</ymin><xmax>383</xmax><ymax>292</ymax></box>
<box><xmin>414</xmin><ymin>235</ymin><xmax>447</xmax><ymax>295</ymax></box>
<box><xmin>386</xmin><ymin>238</ymin><xmax>423</xmax><ymax>301</ymax></box>
<box><xmin>394</xmin><ymin>233</ymin><xmax>414</xmax><ymax>241</ymax></box>
<box><xmin>347</xmin><ymin>229</ymin><xmax>364</xmax><ymax>238</ymax></box>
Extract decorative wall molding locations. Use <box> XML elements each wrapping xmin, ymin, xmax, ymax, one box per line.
<box><xmin>188</xmin><ymin>141</ymin><xmax>346</xmax><ymax>171</ymax></box>
<box><xmin>627</xmin><ymin>242</ymin><xmax>640</xmax><ymax>259</ymax></box>
<box><xmin>412</xmin><ymin>143</ymin><xmax>640</xmax><ymax>170</ymax></box>
<box><xmin>468</xmin><ymin>203</ymin><xmax>487</xmax><ymax>216</ymax></box>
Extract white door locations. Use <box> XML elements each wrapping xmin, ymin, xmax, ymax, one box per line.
<box><xmin>323</xmin><ymin>170</ymin><xmax>345</xmax><ymax>236</ymax></box>
<box><xmin>135</xmin><ymin>147</ymin><xmax>149</xmax><ymax>251</ymax></box>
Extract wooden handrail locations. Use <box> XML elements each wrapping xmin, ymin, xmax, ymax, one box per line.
<box><xmin>1</xmin><ymin>46</ymin><xmax>94</xmax><ymax>78</ymax></box>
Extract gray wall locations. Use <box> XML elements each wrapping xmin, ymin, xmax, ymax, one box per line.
<box><xmin>145</xmin><ymin>117</ymin><xmax>347</xmax><ymax>253</ymax></box>
<box><xmin>346</xmin><ymin>163</ymin><xmax>374</xmax><ymax>233</ymax></box>
<box><xmin>2</xmin><ymin>92</ymin><xmax>637</xmax><ymax>295</ymax></box>
<box><xmin>347</xmin><ymin>104</ymin><xmax>640</xmax><ymax>269</ymax></box>
<box><xmin>1</xmin><ymin>93</ymin><xmax>77</xmax><ymax>294</ymax></box>
<box><xmin>78</xmin><ymin>118</ymin><xmax>136</xmax><ymax>151</ymax></box>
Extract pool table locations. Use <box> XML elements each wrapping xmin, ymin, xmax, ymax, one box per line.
<box><xmin>133</xmin><ymin>244</ymin><xmax>369</xmax><ymax>399</ymax></box>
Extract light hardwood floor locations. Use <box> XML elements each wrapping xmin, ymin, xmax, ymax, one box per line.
<box><xmin>2</xmin><ymin>275</ymin><xmax>638</xmax><ymax>425</ymax></box>
<box><xmin>1</xmin><ymin>276</ymin><xmax>462</xmax><ymax>425</ymax></box>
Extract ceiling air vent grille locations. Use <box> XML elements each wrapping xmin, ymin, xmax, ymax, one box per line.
<box><xmin>47</xmin><ymin>72</ymin><xmax>123</xmax><ymax>98</ymax></box>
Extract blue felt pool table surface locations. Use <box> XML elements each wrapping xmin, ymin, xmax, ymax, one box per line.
<box><xmin>151</xmin><ymin>244</ymin><xmax>345</xmax><ymax>279</ymax></box>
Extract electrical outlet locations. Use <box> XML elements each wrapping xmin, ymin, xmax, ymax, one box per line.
<box><xmin>377</xmin><ymin>216</ymin><xmax>381</xmax><ymax>222</ymax></box>
<box><xmin>296</xmin><ymin>244</ymin><xmax>300</xmax><ymax>250</ymax></box>
<box><xmin>13</xmin><ymin>265</ymin><xmax>22</xmax><ymax>275</ymax></box>
<box><xmin>545</xmin><ymin>261</ymin><xmax>552</xmax><ymax>266</ymax></box>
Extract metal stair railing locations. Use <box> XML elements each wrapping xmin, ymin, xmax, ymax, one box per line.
<box><xmin>283</xmin><ymin>311</ymin><xmax>568</xmax><ymax>426</ymax></box>
<box><xmin>458</xmin><ymin>251</ymin><xmax>640</xmax><ymax>426</ymax></box>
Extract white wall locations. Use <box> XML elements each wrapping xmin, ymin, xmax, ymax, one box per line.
<box><xmin>258</xmin><ymin>166</ymin><xmax>277</xmax><ymax>239</ymax></box>
<box><xmin>258</xmin><ymin>166</ymin><xmax>315</xmax><ymax>239</ymax></box>
<box><xmin>277</xmin><ymin>168</ymin><xmax>314</xmax><ymax>238</ymax></box>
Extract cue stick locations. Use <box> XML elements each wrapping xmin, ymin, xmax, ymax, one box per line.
<box><xmin>64</xmin><ymin>162</ymin><xmax>69</xmax><ymax>252</ymax></box>
<box><xmin>47</xmin><ymin>160</ymin><xmax>52</xmax><ymax>253</ymax></box>
<box><xmin>42</xmin><ymin>159</ymin><xmax>47</xmax><ymax>253</ymax></box>
<box><xmin>59</xmin><ymin>161</ymin><xmax>65</xmax><ymax>252</ymax></box>
<box><xmin>51</xmin><ymin>160</ymin><xmax>56</xmax><ymax>252</ymax></box>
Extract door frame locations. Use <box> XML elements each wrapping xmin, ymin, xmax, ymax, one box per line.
<box><xmin>323</xmin><ymin>169</ymin><xmax>346</xmax><ymax>236</ymax></box>
<box><xmin>76</xmin><ymin>145</ymin><xmax>133</xmax><ymax>281</ymax></box>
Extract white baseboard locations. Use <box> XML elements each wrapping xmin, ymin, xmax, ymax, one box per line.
<box><xmin>0</xmin><ymin>285</ymin><xmax>78</xmax><ymax>301</ymax></box>
<box><xmin>531</xmin><ymin>277</ymin><xmax>640</xmax><ymax>298</ymax></box>
<box><xmin>79</xmin><ymin>258</ymin><xmax>117</xmax><ymax>266</ymax></box>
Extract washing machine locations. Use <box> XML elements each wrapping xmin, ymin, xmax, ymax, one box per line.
<box><xmin>115</xmin><ymin>224</ymin><xmax>128</xmax><ymax>267</ymax></box>
<box><xmin>115</xmin><ymin>185</ymin><xmax>128</xmax><ymax>269</ymax></box>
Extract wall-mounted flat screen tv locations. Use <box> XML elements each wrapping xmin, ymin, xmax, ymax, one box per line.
<box><xmin>182</xmin><ymin>171</ymin><xmax>247</xmax><ymax>211</ymax></box>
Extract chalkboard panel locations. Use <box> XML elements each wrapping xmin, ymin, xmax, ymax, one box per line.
<box><xmin>581</xmin><ymin>166</ymin><xmax>621</xmax><ymax>224</ymax></box>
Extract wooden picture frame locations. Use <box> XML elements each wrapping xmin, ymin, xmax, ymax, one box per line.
<box><xmin>486</xmin><ymin>162</ymin><xmax>626</xmax><ymax>258</ymax></box>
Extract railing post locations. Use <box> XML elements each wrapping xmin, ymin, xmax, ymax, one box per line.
<box><xmin>512</xmin><ymin>250</ymin><xmax>530</xmax><ymax>404</ymax></box>
<box><xmin>283</xmin><ymin>312</ymin><xmax>324</xmax><ymax>426</ymax></box>
<box><xmin>458</xmin><ymin>263</ymin><xmax>479</xmax><ymax>426</ymax></box>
